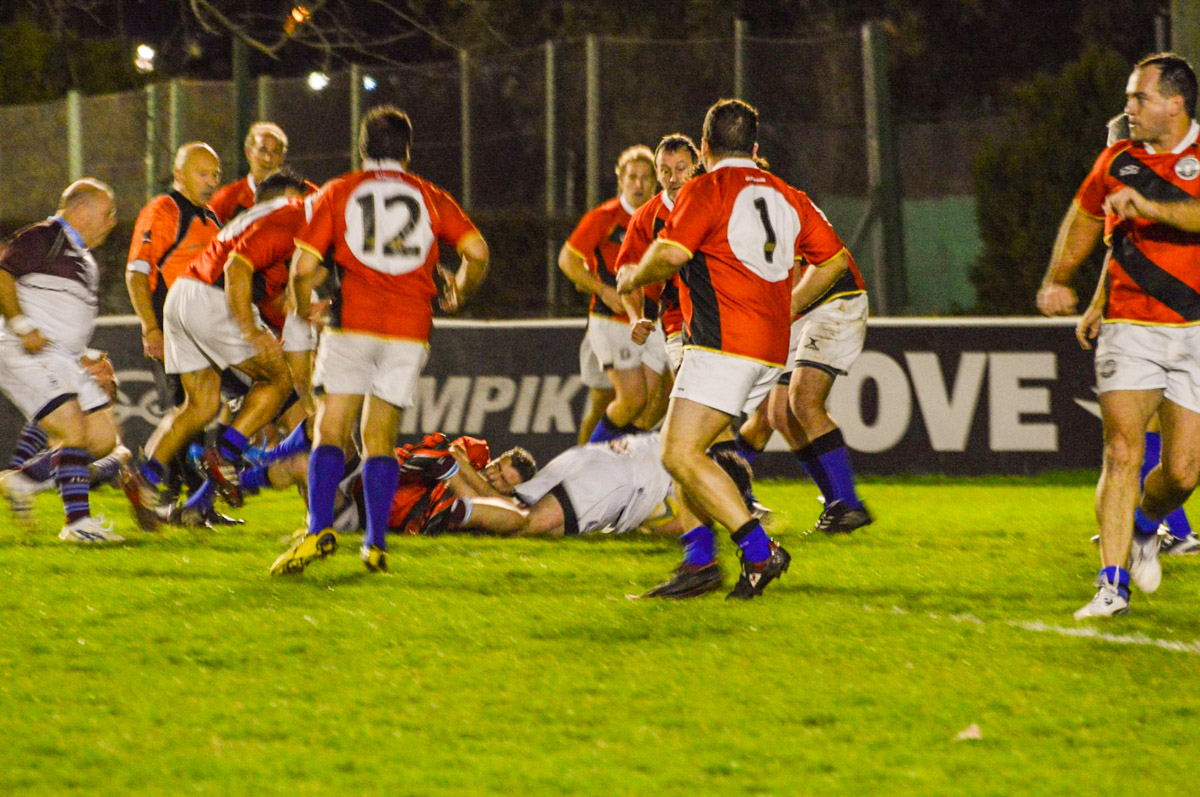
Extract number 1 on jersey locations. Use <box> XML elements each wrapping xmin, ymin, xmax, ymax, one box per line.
<box><xmin>753</xmin><ymin>197</ymin><xmax>777</xmax><ymax>263</ymax></box>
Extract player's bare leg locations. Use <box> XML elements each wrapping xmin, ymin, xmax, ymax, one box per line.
<box><xmin>579</xmin><ymin>387</ymin><xmax>615</xmax><ymax>445</ymax></box>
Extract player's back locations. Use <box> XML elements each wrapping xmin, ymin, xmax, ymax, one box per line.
<box><xmin>299</xmin><ymin>163</ymin><xmax>478</xmax><ymax>340</ymax></box>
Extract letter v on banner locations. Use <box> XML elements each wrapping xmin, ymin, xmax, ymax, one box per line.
<box><xmin>905</xmin><ymin>352</ymin><xmax>987</xmax><ymax>452</ymax></box>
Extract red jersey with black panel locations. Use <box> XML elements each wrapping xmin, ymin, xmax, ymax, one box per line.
<box><xmin>184</xmin><ymin>196</ymin><xmax>306</xmax><ymax>331</ymax></box>
<box><xmin>294</xmin><ymin>159</ymin><xmax>480</xmax><ymax>341</ymax></box>
<box><xmin>616</xmin><ymin>191</ymin><xmax>683</xmax><ymax>335</ymax></box>
<box><xmin>1076</xmin><ymin>123</ymin><xmax>1200</xmax><ymax>325</ymax></box>
<box><xmin>659</xmin><ymin>157</ymin><xmax>850</xmax><ymax>365</ymax></box>
<box><xmin>565</xmin><ymin>196</ymin><xmax>633</xmax><ymax>321</ymax></box>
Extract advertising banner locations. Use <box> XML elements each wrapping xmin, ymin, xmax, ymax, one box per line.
<box><xmin>0</xmin><ymin>317</ymin><xmax>1100</xmax><ymax>476</ymax></box>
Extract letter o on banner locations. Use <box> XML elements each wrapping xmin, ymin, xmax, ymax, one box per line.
<box><xmin>829</xmin><ymin>351</ymin><xmax>912</xmax><ymax>453</ymax></box>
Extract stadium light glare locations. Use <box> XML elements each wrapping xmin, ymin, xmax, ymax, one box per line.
<box><xmin>134</xmin><ymin>44</ymin><xmax>156</xmax><ymax>74</ymax></box>
<box><xmin>308</xmin><ymin>70</ymin><xmax>331</xmax><ymax>91</ymax></box>
<box><xmin>362</xmin><ymin>75</ymin><xmax>378</xmax><ymax>91</ymax></box>
<box><xmin>290</xmin><ymin>5</ymin><xmax>312</xmax><ymax>24</ymax></box>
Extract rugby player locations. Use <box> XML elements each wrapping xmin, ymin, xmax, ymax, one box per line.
<box><xmin>558</xmin><ymin>145</ymin><xmax>657</xmax><ymax>443</ymax></box>
<box><xmin>1038</xmin><ymin>53</ymin><xmax>1200</xmax><ymax>618</ymax></box>
<box><xmin>210</xmin><ymin>122</ymin><xmax>314</xmax><ymax>224</ymax></box>
<box><xmin>619</xmin><ymin>98</ymin><xmax>857</xmax><ymax>599</ymax></box>
<box><xmin>270</xmin><ymin>105</ymin><xmax>489</xmax><ymax>576</ymax></box>
<box><xmin>122</xmin><ymin>171</ymin><xmax>308</xmax><ymax>529</ymax></box>
<box><xmin>0</xmin><ymin>179</ymin><xmax>124</xmax><ymax>542</ymax></box>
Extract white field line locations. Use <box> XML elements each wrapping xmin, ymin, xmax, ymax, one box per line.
<box><xmin>862</xmin><ymin>605</ymin><xmax>1200</xmax><ymax>655</ymax></box>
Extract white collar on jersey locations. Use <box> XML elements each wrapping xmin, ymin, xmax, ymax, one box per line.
<box><xmin>47</xmin><ymin>215</ymin><xmax>88</xmax><ymax>253</ymax></box>
<box><xmin>709</xmin><ymin>156</ymin><xmax>760</xmax><ymax>172</ymax></box>
<box><xmin>1142</xmin><ymin>119</ymin><xmax>1200</xmax><ymax>154</ymax></box>
<box><xmin>363</xmin><ymin>158</ymin><xmax>407</xmax><ymax>172</ymax></box>
<box><xmin>246</xmin><ymin>173</ymin><xmax>258</xmax><ymax>193</ymax></box>
<box><xmin>619</xmin><ymin>194</ymin><xmax>638</xmax><ymax>215</ymax></box>
<box><xmin>662</xmin><ymin>190</ymin><xmax>675</xmax><ymax>211</ymax></box>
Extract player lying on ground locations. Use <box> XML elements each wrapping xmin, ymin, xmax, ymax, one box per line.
<box><xmin>437</xmin><ymin>431</ymin><xmax>758</xmax><ymax>599</ymax></box>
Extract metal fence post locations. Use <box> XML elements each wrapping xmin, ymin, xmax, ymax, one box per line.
<box><xmin>231</xmin><ymin>36</ymin><xmax>251</xmax><ymax>175</ymax></box>
<box><xmin>350</xmin><ymin>64</ymin><xmax>362</xmax><ymax>172</ymax></box>
<box><xmin>66</xmin><ymin>90</ymin><xmax>82</xmax><ymax>181</ymax></box>
<box><xmin>256</xmin><ymin>74</ymin><xmax>272</xmax><ymax>122</ymax></box>
<box><xmin>168</xmin><ymin>78</ymin><xmax>182</xmax><ymax>157</ymax></box>
<box><xmin>585</xmin><ymin>34</ymin><xmax>600</xmax><ymax>212</ymax></box>
<box><xmin>862</xmin><ymin>19</ymin><xmax>907</xmax><ymax>315</ymax></box>
<box><xmin>545</xmin><ymin>40</ymin><xmax>559</xmax><ymax>315</ymax></box>
<box><xmin>145</xmin><ymin>84</ymin><xmax>158</xmax><ymax>202</ymax></box>
<box><xmin>460</xmin><ymin>50</ymin><xmax>472</xmax><ymax>211</ymax></box>
<box><xmin>733</xmin><ymin>18</ymin><xmax>747</xmax><ymax>100</ymax></box>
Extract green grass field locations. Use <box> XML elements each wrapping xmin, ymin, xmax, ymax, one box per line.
<box><xmin>2</xmin><ymin>475</ymin><xmax>1199</xmax><ymax>796</ymax></box>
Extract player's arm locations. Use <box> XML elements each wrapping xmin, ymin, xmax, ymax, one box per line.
<box><xmin>287</xmin><ymin>246</ymin><xmax>323</xmax><ymax>324</ymax></box>
<box><xmin>1105</xmin><ymin>187</ymin><xmax>1200</xmax><ymax>232</ymax></box>
<box><xmin>440</xmin><ymin>234</ymin><xmax>489</xmax><ymax>313</ymax></box>
<box><xmin>225</xmin><ymin>253</ymin><xmax>281</xmax><ymax>361</ymax></box>
<box><xmin>0</xmin><ymin>268</ymin><xmax>47</xmax><ymax>354</ymax></box>
<box><xmin>1037</xmin><ymin>201</ymin><xmax>1105</xmax><ymax>316</ymax></box>
<box><xmin>617</xmin><ymin>239</ymin><xmax>689</xmax><ymax>294</ymax></box>
<box><xmin>558</xmin><ymin>243</ymin><xmax>623</xmax><ymax>313</ymax></box>
<box><xmin>1076</xmin><ymin>251</ymin><xmax>1111</xmax><ymax>351</ymax></box>
<box><xmin>791</xmin><ymin>249</ymin><xmax>851</xmax><ymax>316</ymax></box>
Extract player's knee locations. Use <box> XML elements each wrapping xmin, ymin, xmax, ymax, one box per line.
<box><xmin>1102</xmin><ymin>433</ymin><xmax>1143</xmax><ymax>473</ymax></box>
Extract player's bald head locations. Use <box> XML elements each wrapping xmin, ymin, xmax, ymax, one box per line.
<box><xmin>58</xmin><ymin>178</ymin><xmax>113</xmax><ymax>213</ymax></box>
<box><xmin>174</xmin><ymin>142</ymin><xmax>220</xmax><ymax>171</ymax></box>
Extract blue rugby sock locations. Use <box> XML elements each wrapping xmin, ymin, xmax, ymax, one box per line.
<box><xmin>1140</xmin><ymin>432</ymin><xmax>1161</xmax><ymax>485</ymax></box>
<box><xmin>240</xmin><ymin>464</ymin><xmax>269</xmax><ymax>492</ymax></box>
<box><xmin>10</xmin><ymin>422</ymin><xmax>48</xmax><ymax>468</ymax></box>
<box><xmin>1133</xmin><ymin>508</ymin><xmax>1158</xmax><ymax>537</ymax></box>
<box><xmin>362</xmin><ymin>456</ymin><xmax>400</xmax><ymax>550</ymax></box>
<box><xmin>20</xmin><ymin>451</ymin><xmax>54</xmax><ymax>483</ymax></box>
<box><xmin>139</xmin><ymin>457</ymin><xmax>166</xmax><ymax>488</ymax></box>
<box><xmin>809</xmin><ymin>428</ymin><xmax>861</xmax><ymax>508</ymax></box>
<box><xmin>55</xmin><ymin>447</ymin><xmax>91</xmax><ymax>524</ymax></box>
<box><xmin>183</xmin><ymin>480</ymin><xmax>215</xmax><ymax>511</ymax></box>
<box><xmin>588</xmin><ymin>413</ymin><xmax>624</xmax><ymax>444</ymax></box>
<box><xmin>1099</xmin><ymin>565</ymin><xmax>1131</xmax><ymax>599</ymax></box>
<box><xmin>88</xmin><ymin>450</ymin><xmax>124</xmax><ymax>487</ymax></box>
<box><xmin>263</xmin><ymin>420</ymin><xmax>311</xmax><ymax>466</ymax></box>
<box><xmin>733</xmin><ymin>429</ymin><xmax>763</xmax><ymax>466</ymax></box>
<box><xmin>794</xmin><ymin>445</ymin><xmax>833</xmax><ymax>501</ymax></box>
<box><xmin>307</xmin><ymin>446</ymin><xmax>345</xmax><ymax>535</ymax></box>
<box><xmin>1163</xmin><ymin>507</ymin><xmax>1191</xmax><ymax>540</ymax></box>
<box><xmin>730</xmin><ymin>519</ymin><xmax>771</xmax><ymax>564</ymax></box>
<box><xmin>680</xmin><ymin>525</ymin><xmax>717</xmax><ymax>567</ymax></box>
<box><xmin>217</xmin><ymin>426</ymin><xmax>249</xmax><ymax>461</ymax></box>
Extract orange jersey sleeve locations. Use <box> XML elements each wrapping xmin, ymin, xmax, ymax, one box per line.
<box><xmin>127</xmin><ymin>196</ymin><xmax>180</xmax><ymax>290</ymax></box>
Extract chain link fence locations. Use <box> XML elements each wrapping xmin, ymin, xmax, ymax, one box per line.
<box><xmin>0</xmin><ymin>27</ymin><xmax>990</xmax><ymax>316</ymax></box>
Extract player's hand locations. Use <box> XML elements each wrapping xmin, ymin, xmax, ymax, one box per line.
<box><xmin>81</xmin><ymin>352</ymin><xmax>118</xmax><ymax>400</ymax></box>
<box><xmin>304</xmin><ymin>298</ymin><xmax>332</xmax><ymax>327</ymax></box>
<box><xmin>598</xmin><ymin>285</ymin><xmax>625</xmax><ymax>314</ymax></box>
<box><xmin>1075</xmin><ymin>303</ymin><xmax>1103</xmax><ymax>350</ymax></box>
<box><xmin>142</xmin><ymin>328</ymin><xmax>164</xmax><ymax>361</ymax></box>
<box><xmin>1036</xmin><ymin>283</ymin><xmax>1077</xmax><ymax>316</ymax></box>
<box><xmin>438</xmin><ymin>266</ymin><xmax>462</xmax><ymax>313</ymax></box>
<box><xmin>630</xmin><ymin>318</ymin><xmax>654</xmax><ymax>345</ymax></box>
<box><xmin>246</xmin><ymin>328</ymin><xmax>283</xmax><ymax>363</ymax></box>
<box><xmin>17</xmin><ymin>328</ymin><xmax>47</xmax><ymax>355</ymax></box>
<box><xmin>1104</xmin><ymin>187</ymin><xmax>1152</xmax><ymax>221</ymax></box>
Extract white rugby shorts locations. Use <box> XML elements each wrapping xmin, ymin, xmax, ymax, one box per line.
<box><xmin>786</xmin><ymin>293</ymin><xmax>868</xmax><ymax>378</ymax></box>
<box><xmin>642</xmin><ymin>325</ymin><xmax>671</xmax><ymax>375</ymax></box>
<box><xmin>313</xmin><ymin>329</ymin><xmax>429</xmax><ymax>407</ymax></box>
<box><xmin>163</xmin><ymin>277</ymin><xmax>266</xmax><ymax>375</ymax></box>
<box><xmin>0</xmin><ymin>338</ymin><xmax>109</xmax><ymax>419</ymax></box>
<box><xmin>671</xmin><ymin>347</ymin><xmax>784</xmax><ymax>418</ymax></box>
<box><xmin>579</xmin><ymin>334</ymin><xmax>612</xmax><ymax>390</ymax></box>
<box><xmin>586</xmin><ymin>314</ymin><xmax>646</xmax><ymax>372</ymax></box>
<box><xmin>1095</xmin><ymin>322</ymin><xmax>1200</xmax><ymax>414</ymax></box>
<box><xmin>665</xmin><ymin>332</ymin><xmax>685</xmax><ymax>374</ymax></box>
<box><xmin>282</xmin><ymin>312</ymin><xmax>318</xmax><ymax>353</ymax></box>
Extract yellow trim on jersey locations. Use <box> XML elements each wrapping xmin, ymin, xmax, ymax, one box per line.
<box><xmin>1074</xmin><ymin>198</ymin><xmax>1105</xmax><ymax>222</ymax></box>
<box><xmin>455</xmin><ymin>230</ymin><xmax>484</xmax><ymax>255</ymax></box>
<box><xmin>323</xmin><ymin>327</ymin><xmax>433</xmax><ymax>346</ymax></box>
<box><xmin>227</xmin><ymin>252</ymin><xmax>255</xmax><ymax>271</ymax></box>
<box><xmin>795</xmin><ymin>289</ymin><xmax>866</xmax><ymax>319</ymax></box>
<box><xmin>659</xmin><ymin>239</ymin><xmax>693</xmax><ymax>258</ymax></box>
<box><xmin>807</xmin><ymin>246</ymin><xmax>851</xmax><ymax>268</ymax></box>
<box><xmin>1103</xmin><ymin>317</ymin><xmax>1200</xmax><ymax>328</ymax></box>
<box><xmin>294</xmin><ymin>239</ymin><xmax>324</xmax><ymax>261</ymax></box>
<box><xmin>681</xmin><ymin>344</ymin><xmax>787</xmax><ymax>369</ymax></box>
<box><xmin>563</xmin><ymin>242</ymin><xmax>588</xmax><ymax>261</ymax></box>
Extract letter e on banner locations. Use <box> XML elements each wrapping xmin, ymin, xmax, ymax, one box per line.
<box><xmin>988</xmin><ymin>353</ymin><xmax>1057</xmax><ymax>451</ymax></box>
